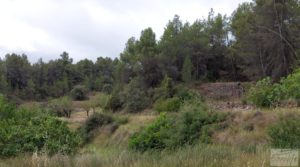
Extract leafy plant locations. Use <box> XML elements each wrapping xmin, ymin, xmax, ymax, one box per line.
<box><xmin>70</xmin><ymin>85</ymin><xmax>88</xmax><ymax>101</ymax></box>
<box><xmin>248</xmin><ymin>77</ymin><xmax>284</xmax><ymax>107</ymax></box>
<box><xmin>0</xmin><ymin>96</ymin><xmax>80</xmax><ymax>157</ymax></box>
<box><xmin>78</xmin><ymin>112</ymin><xmax>117</xmax><ymax>143</ymax></box>
<box><xmin>268</xmin><ymin>116</ymin><xmax>300</xmax><ymax>148</ymax></box>
<box><xmin>129</xmin><ymin>100</ymin><xmax>226</xmax><ymax>151</ymax></box>
<box><xmin>153</xmin><ymin>97</ymin><xmax>181</xmax><ymax>113</ymax></box>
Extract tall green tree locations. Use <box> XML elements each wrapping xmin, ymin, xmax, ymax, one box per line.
<box><xmin>182</xmin><ymin>56</ymin><xmax>193</xmax><ymax>83</ymax></box>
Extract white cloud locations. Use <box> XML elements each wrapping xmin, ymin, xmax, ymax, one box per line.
<box><xmin>0</xmin><ymin>0</ymin><xmax>249</xmax><ymax>62</ymax></box>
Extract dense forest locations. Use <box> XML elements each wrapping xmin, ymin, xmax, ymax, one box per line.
<box><xmin>1</xmin><ymin>0</ymin><xmax>299</xmax><ymax>101</ymax></box>
<box><xmin>1</xmin><ymin>0</ymin><xmax>300</xmax><ymax>166</ymax></box>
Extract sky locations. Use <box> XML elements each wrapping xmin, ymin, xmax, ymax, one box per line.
<box><xmin>0</xmin><ymin>0</ymin><xmax>249</xmax><ymax>63</ymax></box>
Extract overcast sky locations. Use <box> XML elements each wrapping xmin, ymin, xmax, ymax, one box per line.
<box><xmin>0</xmin><ymin>0</ymin><xmax>249</xmax><ymax>63</ymax></box>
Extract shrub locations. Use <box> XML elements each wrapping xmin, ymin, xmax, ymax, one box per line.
<box><xmin>280</xmin><ymin>69</ymin><xmax>300</xmax><ymax>105</ymax></box>
<box><xmin>0</xmin><ymin>96</ymin><xmax>80</xmax><ymax>157</ymax></box>
<box><xmin>70</xmin><ymin>85</ymin><xmax>88</xmax><ymax>101</ymax></box>
<box><xmin>248</xmin><ymin>77</ymin><xmax>284</xmax><ymax>107</ymax></box>
<box><xmin>268</xmin><ymin>116</ymin><xmax>300</xmax><ymax>148</ymax></box>
<box><xmin>78</xmin><ymin>112</ymin><xmax>114</xmax><ymax>143</ymax></box>
<box><xmin>129</xmin><ymin>100</ymin><xmax>227</xmax><ymax>151</ymax></box>
<box><xmin>102</xmin><ymin>84</ymin><xmax>113</xmax><ymax>94</ymax></box>
<box><xmin>152</xmin><ymin>76</ymin><xmax>175</xmax><ymax>101</ymax></box>
<box><xmin>153</xmin><ymin>97</ymin><xmax>181</xmax><ymax>113</ymax></box>
<box><xmin>105</xmin><ymin>91</ymin><xmax>125</xmax><ymax>112</ymax></box>
<box><xmin>129</xmin><ymin>113</ymin><xmax>171</xmax><ymax>151</ymax></box>
<box><xmin>48</xmin><ymin>96</ymin><xmax>73</xmax><ymax>117</ymax></box>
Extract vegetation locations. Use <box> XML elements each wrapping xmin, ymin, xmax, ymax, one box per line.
<box><xmin>0</xmin><ymin>96</ymin><xmax>80</xmax><ymax>157</ymax></box>
<box><xmin>153</xmin><ymin>97</ymin><xmax>181</xmax><ymax>113</ymax></box>
<box><xmin>1</xmin><ymin>0</ymin><xmax>300</xmax><ymax>166</ymax></box>
<box><xmin>78</xmin><ymin>112</ymin><xmax>115</xmax><ymax>143</ymax></box>
<box><xmin>268</xmin><ymin>115</ymin><xmax>300</xmax><ymax>148</ymax></box>
<box><xmin>249</xmin><ymin>69</ymin><xmax>300</xmax><ymax>107</ymax></box>
<box><xmin>129</xmin><ymin>99</ymin><xmax>227</xmax><ymax>151</ymax></box>
<box><xmin>70</xmin><ymin>85</ymin><xmax>88</xmax><ymax>101</ymax></box>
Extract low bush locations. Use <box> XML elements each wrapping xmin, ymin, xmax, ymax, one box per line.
<box><xmin>248</xmin><ymin>77</ymin><xmax>284</xmax><ymax>107</ymax></box>
<box><xmin>105</xmin><ymin>91</ymin><xmax>125</xmax><ymax>112</ymax></box>
<box><xmin>280</xmin><ymin>69</ymin><xmax>300</xmax><ymax>105</ymax></box>
<box><xmin>0</xmin><ymin>96</ymin><xmax>80</xmax><ymax>157</ymax></box>
<box><xmin>268</xmin><ymin>116</ymin><xmax>300</xmax><ymax>148</ymax></box>
<box><xmin>129</xmin><ymin>113</ymin><xmax>171</xmax><ymax>151</ymax></box>
<box><xmin>129</xmin><ymin>100</ymin><xmax>227</xmax><ymax>151</ymax></box>
<box><xmin>153</xmin><ymin>97</ymin><xmax>181</xmax><ymax>113</ymax></box>
<box><xmin>102</xmin><ymin>84</ymin><xmax>113</xmax><ymax>94</ymax></box>
<box><xmin>70</xmin><ymin>85</ymin><xmax>88</xmax><ymax>101</ymax></box>
<box><xmin>78</xmin><ymin>112</ymin><xmax>114</xmax><ymax>143</ymax></box>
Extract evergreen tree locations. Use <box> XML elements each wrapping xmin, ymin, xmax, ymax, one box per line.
<box><xmin>182</xmin><ymin>56</ymin><xmax>193</xmax><ymax>83</ymax></box>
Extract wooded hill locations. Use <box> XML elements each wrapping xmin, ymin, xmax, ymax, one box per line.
<box><xmin>0</xmin><ymin>0</ymin><xmax>299</xmax><ymax>100</ymax></box>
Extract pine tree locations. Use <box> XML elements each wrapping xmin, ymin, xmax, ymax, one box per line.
<box><xmin>182</xmin><ymin>56</ymin><xmax>193</xmax><ymax>83</ymax></box>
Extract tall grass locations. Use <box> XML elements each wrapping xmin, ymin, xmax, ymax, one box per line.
<box><xmin>1</xmin><ymin>144</ymin><xmax>270</xmax><ymax>167</ymax></box>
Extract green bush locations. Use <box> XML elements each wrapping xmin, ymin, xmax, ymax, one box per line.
<box><xmin>129</xmin><ymin>100</ymin><xmax>227</xmax><ymax>152</ymax></box>
<box><xmin>129</xmin><ymin>113</ymin><xmax>171</xmax><ymax>151</ymax></box>
<box><xmin>153</xmin><ymin>97</ymin><xmax>181</xmax><ymax>113</ymax></box>
<box><xmin>102</xmin><ymin>84</ymin><xmax>113</xmax><ymax>94</ymax></box>
<box><xmin>280</xmin><ymin>69</ymin><xmax>300</xmax><ymax>105</ymax></box>
<box><xmin>248</xmin><ymin>77</ymin><xmax>284</xmax><ymax>107</ymax></box>
<box><xmin>78</xmin><ymin>112</ymin><xmax>114</xmax><ymax>143</ymax></box>
<box><xmin>268</xmin><ymin>116</ymin><xmax>300</xmax><ymax>148</ymax></box>
<box><xmin>152</xmin><ymin>76</ymin><xmax>175</xmax><ymax>101</ymax></box>
<box><xmin>70</xmin><ymin>85</ymin><xmax>88</xmax><ymax>101</ymax></box>
<box><xmin>105</xmin><ymin>91</ymin><xmax>125</xmax><ymax>112</ymax></box>
<box><xmin>0</xmin><ymin>96</ymin><xmax>80</xmax><ymax>157</ymax></box>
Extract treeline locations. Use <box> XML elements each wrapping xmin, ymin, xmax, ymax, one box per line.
<box><xmin>0</xmin><ymin>0</ymin><xmax>299</xmax><ymax>100</ymax></box>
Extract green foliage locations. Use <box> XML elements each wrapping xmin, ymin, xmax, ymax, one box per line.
<box><xmin>49</xmin><ymin>96</ymin><xmax>73</xmax><ymax>117</ymax></box>
<box><xmin>152</xmin><ymin>75</ymin><xmax>175</xmax><ymax>101</ymax></box>
<box><xmin>70</xmin><ymin>85</ymin><xmax>88</xmax><ymax>101</ymax></box>
<box><xmin>102</xmin><ymin>83</ymin><xmax>113</xmax><ymax>94</ymax></box>
<box><xmin>182</xmin><ymin>56</ymin><xmax>193</xmax><ymax>83</ymax></box>
<box><xmin>280</xmin><ymin>69</ymin><xmax>300</xmax><ymax>104</ymax></box>
<box><xmin>248</xmin><ymin>77</ymin><xmax>284</xmax><ymax>107</ymax></box>
<box><xmin>78</xmin><ymin>112</ymin><xmax>114</xmax><ymax>143</ymax></box>
<box><xmin>129</xmin><ymin>100</ymin><xmax>226</xmax><ymax>152</ymax></box>
<box><xmin>0</xmin><ymin>96</ymin><xmax>80</xmax><ymax>157</ymax></box>
<box><xmin>129</xmin><ymin>113</ymin><xmax>171</xmax><ymax>151</ymax></box>
<box><xmin>268</xmin><ymin>116</ymin><xmax>300</xmax><ymax>148</ymax></box>
<box><xmin>249</xmin><ymin>70</ymin><xmax>300</xmax><ymax>107</ymax></box>
<box><xmin>124</xmin><ymin>78</ymin><xmax>149</xmax><ymax>113</ymax></box>
<box><xmin>105</xmin><ymin>90</ymin><xmax>125</xmax><ymax>112</ymax></box>
<box><xmin>153</xmin><ymin>97</ymin><xmax>181</xmax><ymax>113</ymax></box>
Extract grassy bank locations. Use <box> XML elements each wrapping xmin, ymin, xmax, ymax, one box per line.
<box><xmin>1</xmin><ymin>144</ymin><xmax>270</xmax><ymax>167</ymax></box>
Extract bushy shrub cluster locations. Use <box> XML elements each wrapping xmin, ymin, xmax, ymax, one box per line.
<box><xmin>0</xmin><ymin>96</ymin><xmax>80</xmax><ymax>157</ymax></box>
<box><xmin>153</xmin><ymin>97</ymin><xmax>181</xmax><ymax>113</ymax></box>
<box><xmin>248</xmin><ymin>77</ymin><xmax>284</xmax><ymax>107</ymax></box>
<box><xmin>78</xmin><ymin>112</ymin><xmax>115</xmax><ymax>143</ymax></box>
<box><xmin>268</xmin><ymin>116</ymin><xmax>300</xmax><ymax>148</ymax></box>
<box><xmin>70</xmin><ymin>85</ymin><xmax>88</xmax><ymax>101</ymax></box>
<box><xmin>249</xmin><ymin>69</ymin><xmax>300</xmax><ymax>107</ymax></box>
<box><xmin>105</xmin><ymin>78</ymin><xmax>150</xmax><ymax>112</ymax></box>
<box><xmin>129</xmin><ymin>100</ymin><xmax>227</xmax><ymax>151</ymax></box>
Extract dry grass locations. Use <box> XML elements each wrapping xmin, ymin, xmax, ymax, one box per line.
<box><xmin>0</xmin><ymin>144</ymin><xmax>271</xmax><ymax>167</ymax></box>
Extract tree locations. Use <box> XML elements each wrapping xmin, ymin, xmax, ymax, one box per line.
<box><xmin>182</xmin><ymin>56</ymin><xmax>193</xmax><ymax>83</ymax></box>
<box><xmin>4</xmin><ymin>54</ymin><xmax>31</xmax><ymax>91</ymax></box>
<box><xmin>231</xmin><ymin>0</ymin><xmax>300</xmax><ymax>80</ymax></box>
